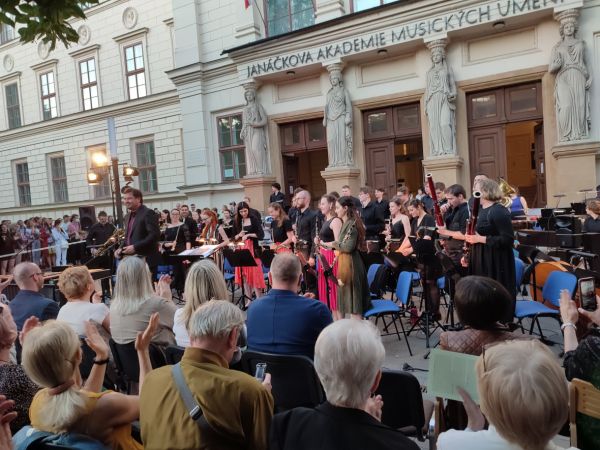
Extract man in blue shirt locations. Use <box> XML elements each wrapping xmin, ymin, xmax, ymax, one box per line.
<box><xmin>247</xmin><ymin>253</ymin><xmax>333</xmax><ymax>359</ymax></box>
<box><xmin>9</xmin><ymin>262</ymin><xmax>59</xmax><ymax>331</ymax></box>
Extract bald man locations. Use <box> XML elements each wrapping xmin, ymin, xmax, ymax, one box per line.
<box><xmin>9</xmin><ymin>262</ymin><xmax>58</xmax><ymax>331</ymax></box>
<box><xmin>246</xmin><ymin>253</ymin><xmax>332</xmax><ymax>359</ymax></box>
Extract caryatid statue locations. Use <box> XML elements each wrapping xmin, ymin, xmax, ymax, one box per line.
<box><xmin>425</xmin><ymin>39</ymin><xmax>457</xmax><ymax>157</ymax></box>
<box><xmin>240</xmin><ymin>83</ymin><xmax>270</xmax><ymax>175</ymax></box>
<box><xmin>549</xmin><ymin>9</ymin><xmax>591</xmax><ymax>142</ymax></box>
<box><xmin>323</xmin><ymin>64</ymin><xmax>354</xmax><ymax>167</ymax></box>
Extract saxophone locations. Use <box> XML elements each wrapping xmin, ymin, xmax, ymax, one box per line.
<box><xmin>95</xmin><ymin>228</ymin><xmax>125</xmax><ymax>257</ymax></box>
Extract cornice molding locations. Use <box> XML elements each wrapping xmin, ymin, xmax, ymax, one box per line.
<box><xmin>113</xmin><ymin>27</ymin><xmax>149</xmax><ymax>44</ymax></box>
<box><xmin>68</xmin><ymin>44</ymin><xmax>101</xmax><ymax>59</ymax></box>
<box><xmin>0</xmin><ymin>91</ymin><xmax>179</xmax><ymax>143</ymax></box>
<box><xmin>0</xmin><ymin>71</ymin><xmax>21</xmax><ymax>83</ymax></box>
<box><xmin>30</xmin><ymin>59</ymin><xmax>59</xmax><ymax>72</ymax></box>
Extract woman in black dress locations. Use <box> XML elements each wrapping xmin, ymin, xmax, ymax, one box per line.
<box><xmin>162</xmin><ymin>208</ymin><xmax>191</xmax><ymax>291</ymax></box>
<box><xmin>464</xmin><ymin>178</ymin><xmax>516</xmax><ymax>323</ymax></box>
<box><xmin>408</xmin><ymin>199</ymin><xmax>441</xmax><ymax>320</ymax></box>
<box><xmin>384</xmin><ymin>196</ymin><xmax>412</xmax><ymax>254</ymax></box>
<box><xmin>268</xmin><ymin>203</ymin><xmax>294</xmax><ymax>253</ymax></box>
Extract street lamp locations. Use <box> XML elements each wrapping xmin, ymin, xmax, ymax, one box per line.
<box><xmin>87</xmin><ymin>149</ymin><xmax>139</xmax><ymax>228</ymax></box>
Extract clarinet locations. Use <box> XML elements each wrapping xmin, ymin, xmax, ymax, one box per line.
<box><xmin>426</xmin><ymin>173</ymin><xmax>444</xmax><ymax>227</ymax></box>
<box><xmin>462</xmin><ymin>191</ymin><xmax>481</xmax><ymax>265</ymax></box>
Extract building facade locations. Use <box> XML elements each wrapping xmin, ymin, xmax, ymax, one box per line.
<box><xmin>0</xmin><ymin>0</ymin><xmax>599</xmax><ymax>220</ymax></box>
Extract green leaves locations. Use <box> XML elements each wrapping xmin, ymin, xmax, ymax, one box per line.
<box><xmin>0</xmin><ymin>0</ymin><xmax>100</xmax><ymax>50</ymax></box>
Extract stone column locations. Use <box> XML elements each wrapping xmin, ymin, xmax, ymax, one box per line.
<box><xmin>320</xmin><ymin>62</ymin><xmax>362</xmax><ymax>194</ymax></box>
<box><xmin>549</xmin><ymin>8</ymin><xmax>599</xmax><ymax>203</ymax></box>
<box><xmin>315</xmin><ymin>0</ymin><xmax>345</xmax><ymax>24</ymax></box>
<box><xmin>240</xmin><ymin>81</ymin><xmax>275</xmax><ymax>214</ymax></box>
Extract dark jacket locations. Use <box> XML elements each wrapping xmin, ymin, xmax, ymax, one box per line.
<box><xmin>9</xmin><ymin>290</ymin><xmax>59</xmax><ymax>331</ymax></box>
<box><xmin>376</xmin><ymin>199</ymin><xmax>390</xmax><ymax>220</ymax></box>
<box><xmin>270</xmin><ymin>191</ymin><xmax>285</xmax><ymax>206</ymax></box>
<box><xmin>246</xmin><ymin>289</ymin><xmax>332</xmax><ymax>359</ymax></box>
<box><xmin>123</xmin><ymin>204</ymin><xmax>161</xmax><ymax>268</ymax></box>
<box><xmin>269</xmin><ymin>402</ymin><xmax>420</xmax><ymax>450</ymax></box>
<box><xmin>361</xmin><ymin>201</ymin><xmax>384</xmax><ymax>240</ymax></box>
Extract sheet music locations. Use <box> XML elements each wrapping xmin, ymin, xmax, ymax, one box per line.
<box><xmin>178</xmin><ymin>245</ymin><xmax>219</xmax><ymax>258</ymax></box>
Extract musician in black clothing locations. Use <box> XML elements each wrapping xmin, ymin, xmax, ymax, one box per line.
<box><xmin>358</xmin><ymin>187</ymin><xmax>385</xmax><ymax>241</ymax></box>
<box><xmin>583</xmin><ymin>200</ymin><xmax>600</xmax><ymax>233</ymax></box>
<box><xmin>437</xmin><ymin>184</ymin><xmax>470</xmax><ymax>269</ymax></box>
<box><xmin>268</xmin><ymin>202</ymin><xmax>294</xmax><ymax>252</ymax></box>
<box><xmin>408</xmin><ymin>199</ymin><xmax>441</xmax><ymax>320</ymax></box>
<box><xmin>85</xmin><ymin>211</ymin><xmax>115</xmax><ymax>297</ymax></box>
<box><xmin>294</xmin><ymin>190</ymin><xmax>319</xmax><ymax>295</ymax></box>
<box><xmin>374</xmin><ymin>188</ymin><xmax>390</xmax><ymax>221</ymax></box>
<box><xmin>243</xmin><ymin>196</ymin><xmax>263</xmax><ymax>221</ymax></box>
<box><xmin>464</xmin><ymin>178</ymin><xmax>516</xmax><ymax>323</ymax></box>
<box><xmin>269</xmin><ymin>182</ymin><xmax>286</xmax><ymax>208</ymax></box>
<box><xmin>180</xmin><ymin>204</ymin><xmax>198</xmax><ymax>245</ymax></box>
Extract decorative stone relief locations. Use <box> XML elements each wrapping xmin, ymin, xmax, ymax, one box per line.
<box><xmin>37</xmin><ymin>41</ymin><xmax>50</xmax><ymax>60</ymax></box>
<box><xmin>240</xmin><ymin>82</ymin><xmax>270</xmax><ymax>176</ymax></box>
<box><xmin>323</xmin><ymin>63</ymin><xmax>353</xmax><ymax>167</ymax></box>
<box><xmin>549</xmin><ymin>9</ymin><xmax>591</xmax><ymax>142</ymax></box>
<box><xmin>123</xmin><ymin>7</ymin><xmax>138</xmax><ymax>30</ymax></box>
<box><xmin>3</xmin><ymin>55</ymin><xmax>14</xmax><ymax>72</ymax></box>
<box><xmin>425</xmin><ymin>39</ymin><xmax>457</xmax><ymax>157</ymax></box>
<box><xmin>78</xmin><ymin>25</ymin><xmax>91</xmax><ymax>46</ymax></box>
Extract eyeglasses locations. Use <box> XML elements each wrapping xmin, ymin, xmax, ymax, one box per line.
<box><xmin>29</xmin><ymin>272</ymin><xmax>43</xmax><ymax>279</ymax></box>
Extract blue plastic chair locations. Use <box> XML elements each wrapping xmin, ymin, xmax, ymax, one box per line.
<box><xmin>364</xmin><ymin>271</ymin><xmax>413</xmax><ymax>356</ymax></box>
<box><xmin>514</xmin><ymin>270</ymin><xmax>577</xmax><ymax>338</ymax></box>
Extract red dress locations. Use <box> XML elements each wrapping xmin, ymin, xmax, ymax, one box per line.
<box><xmin>234</xmin><ymin>221</ymin><xmax>266</xmax><ymax>290</ymax></box>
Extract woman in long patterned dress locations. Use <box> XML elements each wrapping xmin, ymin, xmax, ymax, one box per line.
<box><xmin>320</xmin><ymin>196</ymin><xmax>369</xmax><ymax>319</ymax></box>
<box><xmin>315</xmin><ymin>194</ymin><xmax>342</xmax><ymax>320</ymax></box>
<box><xmin>233</xmin><ymin>201</ymin><xmax>265</xmax><ymax>304</ymax></box>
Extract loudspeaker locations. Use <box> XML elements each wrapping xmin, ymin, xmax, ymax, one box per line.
<box><xmin>79</xmin><ymin>206</ymin><xmax>96</xmax><ymax>231</ymax></box>
<box><xmin>554</xmin><ymin>214</ymin><xmax>582</xmax><ymax>248</ymax></box>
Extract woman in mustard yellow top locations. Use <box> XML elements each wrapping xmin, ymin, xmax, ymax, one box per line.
<box><xmin>21</xmin><ymin>314</ymin><xmax>159</xmax><ymax>450</ymax></box>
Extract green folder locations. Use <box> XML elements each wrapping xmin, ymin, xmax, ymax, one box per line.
<box><xmin>427</xmin><ymin>348</ymin><xmax>480</xmax><ymax>404</ymax></box>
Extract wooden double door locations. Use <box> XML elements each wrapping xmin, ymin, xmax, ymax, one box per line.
<box><xmin>467</xmin><ymin>82</ymin><xmax>546</xmax><ymax>207</ymax></box>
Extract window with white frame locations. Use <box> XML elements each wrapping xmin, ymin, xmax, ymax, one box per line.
<box><xmin>15</xmin><ymin>160</ymin><xmax>31</xmax><ymax>206</ymax></box>
<box><xmin>217</xmin><ymin>114</ymin><xmax>246</xmax><ymax>181</ymax></box>
<box><xmin>124</xmin><ymin>43</ymin><xmax>146</xmax><ymax>100</ymax></box>
<box><xmin>49</xmin><ymin>155</ymin><xmax>68</xmax><ymax>203</ymax></box>
<box><xmin>353</xmin><ymin>0</ymin><xmax>397</xmax><ymax>12</ymax></box>
<box><xmin>5</xmin><ymin>83</ymin><xmax>21</xmax><ymax>129</ymax></box>
<box><xmin>40</xmin><ymin>71</ymin><xmax>58</xmax><ymax>120</ymax></box>
<box><xmin>266</xmin><ymin>0</ymin><xmax>315</xmax><ymax>37</ymax></box>
<box><xmin>135</xmin><ymin>140</ymin><xmax>157</xmax><ymax>193</ymax></box>
<box><xmin>0</xmin><ymin>23</ymin><xmax>15</xmax><ymax>45</ymax></box>
<box><xmin>79</xmin><ymin>58</ymin><xmax>99</xmax><ymax>111</ymax></box>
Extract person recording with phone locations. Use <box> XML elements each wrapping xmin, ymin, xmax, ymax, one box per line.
<box><xmin>559</xmin><ymin>287</ymin><xmax>600</xmax><ymax>450</ymax></box>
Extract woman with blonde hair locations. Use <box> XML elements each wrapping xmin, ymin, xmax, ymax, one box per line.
<box><xmin>172</xmin><ymin>259</ymin><xmax>229</xmax><ymax>347</ymax></box>
<box><xmin>56</xmin><ymin>266</ymin><xmax>110</xmax><ymax>336</ymax></box>
<box><xmin>17</xmin><ymin>315</ymin><xmax>158</xmax><ymax>450</ymax></box>
<box><xmin>463</xmin><ymin>178</ymin><xmax>516</xmax><ymax>322</ymax></box>
<box><xmin>110</xmin><ymin>256</ymin><xmax>176</xmax><ymax>348</ymax></box>
<box><xmin>437</xmin><ymin>339</ymin><xmax>575</xmax><ymax>450</ymax></box>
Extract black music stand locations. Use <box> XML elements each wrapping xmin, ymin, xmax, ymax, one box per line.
<box><xmin>223</xmin><ymin>247</ymin><xmax>257</xmax><ymax>309</ymax></box>
<box><xmin>406</xmin><ymin>238</ymin><xmax>445</xmax><ymax>349</ymax></box>
<box><xmin>259</xmin><ymin>247</ymin><xmax>276</xmax><ymax>269</ymax></box>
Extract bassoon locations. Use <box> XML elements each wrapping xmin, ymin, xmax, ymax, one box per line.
<box><xmin>426</xmin><ymin>173</ymin><xmax>444</xmax><ymax>227</ymax></box>
<box><xmin>462</xmin><ymin>191</ymin><xmax>481</xmax><ymax>265</ymax></box>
